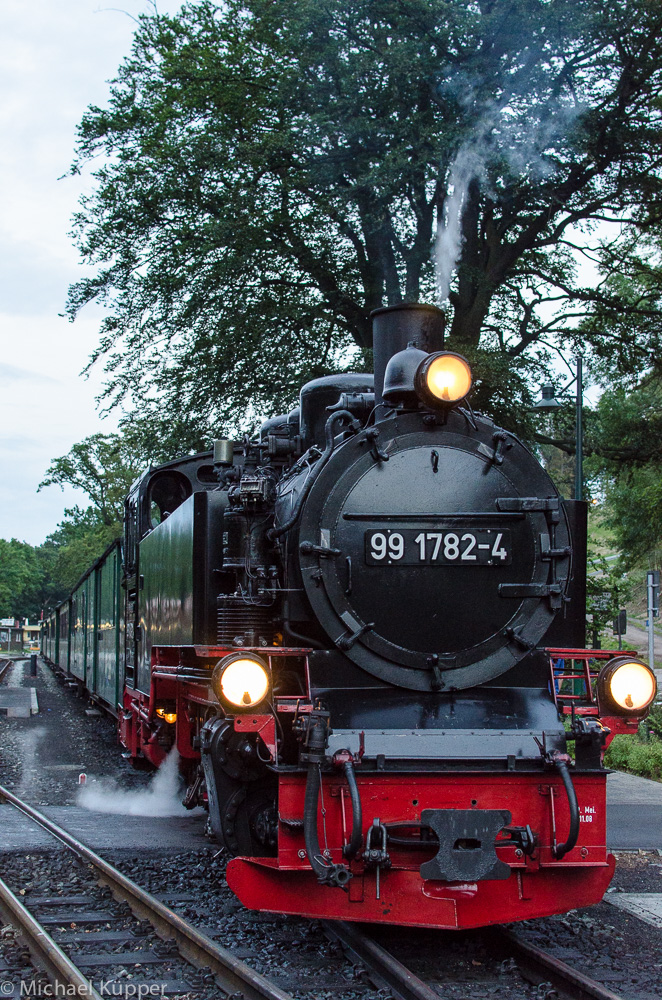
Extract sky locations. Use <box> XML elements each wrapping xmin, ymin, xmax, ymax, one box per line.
<box><xmin>0</xmin><ymin>0</ymin><xmax>184</xmax><ymax>546</ymax></box>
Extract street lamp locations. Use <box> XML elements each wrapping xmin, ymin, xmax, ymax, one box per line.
<box><xmin>533</xmin><ymin>356</ymin><xmax>583</xmax><ymax>502</ymax></box>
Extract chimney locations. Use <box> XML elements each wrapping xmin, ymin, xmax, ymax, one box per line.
<box><xmin>371</xmin><ymin>303</ymin><xmax>445</xmax><ymax>405</ymax></box>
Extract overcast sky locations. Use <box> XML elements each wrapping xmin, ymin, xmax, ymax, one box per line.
<box><xmin>0</xmin><ymin>0</ymin><xmax>185</xmax><ymax>546</ymax></box>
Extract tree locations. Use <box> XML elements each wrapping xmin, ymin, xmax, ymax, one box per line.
<box><xmin>39</xmin><ymin>510</ymin><xmax>119</xmax><ymax>597</ymax></box>
<box><xmin>36</xmin><ymin>410</ymin><xmax>214</xmax><ymax>598</ymax></box>
<box><xmin>68</xmin><ymin>0</ymin><xmax>662</xmax><ymax>432</ymax></box>
<box><xmin>39</xmin><ymin>433</ymin><xmax>140</xmax><ymax>529</ymax></box>
<box><xmin>0</xmin><ymin>539</ymin><xmax>44</xmax><ymax>619</ymax></box>
<box><xmin>38</xmin><ymin>412</ymin><xmax>212</xmax><ymax>529</ymax></box>
<box><xmin>582</xmin><ymin>377</ymin><xmax>662</xmax><ymax>565</ymax></box>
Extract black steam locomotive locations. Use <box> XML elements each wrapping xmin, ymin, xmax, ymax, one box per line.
<box><xmin>44</xmin><ymin>303</ymin><xmax>656</xmax><ymax>929</ymax></box>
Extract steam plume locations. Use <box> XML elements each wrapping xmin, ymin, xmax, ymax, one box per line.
<box><xmin>78</xmin><ymin>748</ymin><xmax>194</xmax><ymax>817</ymax></box>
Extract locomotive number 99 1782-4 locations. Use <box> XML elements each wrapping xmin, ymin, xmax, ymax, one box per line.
<box><xmin>365</xmin><ymin>529</ymin><xmax>512</xmax><ymax>566</ymax></box>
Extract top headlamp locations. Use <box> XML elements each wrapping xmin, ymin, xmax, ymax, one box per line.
<box><xmin>415</xmin><ymin>352</ymin><xmax>472</xmax><ymax>408</ymax></box>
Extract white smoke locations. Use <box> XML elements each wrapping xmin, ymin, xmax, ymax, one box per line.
<box><xmin>434</xmin><ymin>78</ymin><xmax>585</xmax><ymax>303</ymax></box>
<box><xmin>17</xmin><ymin>727</ymin><xmax>46</xmax><ymax>799</ymax></box>
<box><xmin>436</xmin><ymin>144</ymin><xmax>484</xmax><ymax>303</ymax></box>
<box><xmin>78</xmin><ymin>748</ymin><xmax>194</xmax><ymax>817</ymax></box>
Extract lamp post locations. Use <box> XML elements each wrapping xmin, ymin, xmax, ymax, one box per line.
<box><xmin>533</xmin><ymin>355</ymin><xmax>583</xmax><ymax>501</ymax></box>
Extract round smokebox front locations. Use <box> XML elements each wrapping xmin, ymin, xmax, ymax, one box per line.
<box><xmin>298</xmin><ymin>414</ymin><xmax>570</xmax><ymax>691</ymax></box>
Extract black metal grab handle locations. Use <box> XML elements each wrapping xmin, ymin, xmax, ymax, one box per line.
<box><xmin>552</xmin><ymin>757</ymin><xmax>580</xmax><ymax>859</ymax></box>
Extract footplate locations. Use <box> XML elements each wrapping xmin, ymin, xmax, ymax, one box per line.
<box><xmin>420</xmin><ymin>809</ymin><xmax>512</xmax><ymax>881</ymax></box>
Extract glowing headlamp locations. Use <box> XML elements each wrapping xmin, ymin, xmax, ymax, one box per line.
<box><xmin>597</xmin><ymin>656</ymin><xmax>657</xmax><ymax>715</ymax></box>
<box><xmin>415</xmin><ymin>352</ymin><xmax>472</xmax><ymax>408</ymax></box>
<box><xmin>211</xmin><ymin>653</ymin><xmax>270</xmax><ymax>710</ymax></box>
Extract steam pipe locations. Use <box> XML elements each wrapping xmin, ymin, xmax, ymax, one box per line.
<box><xmin>282</xmin><ymin>620</ymin><xmax>324</xmax><ymax>650</ymax></box>
<box><xmin>268</xmin><ymin>410</ymin><xmax>359</xmax><ymax>541</ymax></box>
<box><xmin>341</xmin><ymin>760</ymin><xmax>362</xmax><ymax>860</ymax></box>
<box><xmin>552</xmin><ymin>758</ymin><xmax>580</xmax><ymax>859</ymax></box>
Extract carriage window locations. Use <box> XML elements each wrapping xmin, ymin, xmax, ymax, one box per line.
<box><xmin>196</xmin><ymin>465</ymin><xmax>217</xmax><ymax>484</ymax></box>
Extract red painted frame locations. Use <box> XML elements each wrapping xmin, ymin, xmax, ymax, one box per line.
<box><xmin>227</xmin><ymin>770</ymin><xmax>614</xmax><ymax>929</ymax></box>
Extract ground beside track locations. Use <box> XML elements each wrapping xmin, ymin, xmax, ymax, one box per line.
<box><xmin>2</xmin><ymin>845</ymin><xmax>660</xmax><ymax>999</ymax></box>
<box><xmin>512</xmin><ymin>852</ymin><xmax>662</xmax><ymax>1000</ymax></box>
<box><xmin>605</xmin><ymin>770</ymin><xmax>662</xmax><ymax>850</ymax></box>
<box><xmin>0</xmin><ymin>658</ymin><xmax>153</xmax><ymax>806</ymax></box>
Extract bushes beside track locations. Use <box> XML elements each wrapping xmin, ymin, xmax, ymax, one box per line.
<box><xmin>604</xmin><ymin>705</ymin><xmax>662</xmax><ymax>781</ymax></box>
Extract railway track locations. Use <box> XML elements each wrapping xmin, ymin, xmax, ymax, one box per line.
<box><xmin>324</xmin><ymin>918</ymin><xmax>627</xmax><ymax>1000</ymax></box>
<box><xmin>0</xmin><ymin>784</ymin><xmax>629</xmax><ymax>1000</ymax></box>
<box><xmin>0</xmin><ymin>784</ymin><xmax>293</xmax><ymax>1000</ymax></box>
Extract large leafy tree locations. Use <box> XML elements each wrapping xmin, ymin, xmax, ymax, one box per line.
<box><xmin>38</xmin><ymin>412</ymin><xmax>212</xmax><ymax>529</ymax></box>
<box><xmin>39</xmin><ymin>434</ymin><xmax>139</xmax><ymax>530</ymax></box>
<box><xmin>68</xmin><ymin>0</ymin><xmax>662</xmax><ymax>430</ymax></box>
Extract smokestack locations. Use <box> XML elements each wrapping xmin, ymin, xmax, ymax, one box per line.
<box><xmin>371</xmin><ymin>304</ymin><xmax>445</xmax><ymax>405</ymax></box>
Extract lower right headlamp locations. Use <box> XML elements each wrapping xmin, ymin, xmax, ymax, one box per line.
<box><xmin>596</xmin><ymin>656</ymin><xmax>657</xmax><ymax>715</ymax></box>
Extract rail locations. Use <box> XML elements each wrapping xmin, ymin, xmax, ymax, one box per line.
<box><xmin>0</xmin><ymin>784</ymin><xmax>293</xmax><ymax>1000</ymax></box>
<box><xmin>325</xmin><ymin>920</ymin><xmax>627</xmax><ymax>1000</ymax></box>
<box><xmin>498</xmin><ymin>928</ymin><xmax>626</xmax><ymax>1000</ymax></box>
<box><xmin>0</xmin><ymin>785</ymin><xmax>628</xmax><ymax>1000</ymax></box>
<box><xmin>0</xmin><ymin>875</ymin><xmax>104</xmax><ymax>1000</ymax></box>
<box><xmin>323</xmin><ymin>920</ymin><xmax>439</xmax><ymax>1000</ymax></box>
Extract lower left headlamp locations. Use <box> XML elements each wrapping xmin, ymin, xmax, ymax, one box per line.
<box><xmin>211</xmin><ymin>652</ymin><xmax>271</xmax><ymax>710</ymax></box>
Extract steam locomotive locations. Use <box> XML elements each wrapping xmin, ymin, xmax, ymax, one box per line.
<box><xmin>43</xmin><ymin>303</ymin><xmax>656</xmax><ymax>930</ymax></box>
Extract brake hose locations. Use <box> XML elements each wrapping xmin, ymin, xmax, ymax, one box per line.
<box><xmin>552</xmin><ymin>756</ymin><xmax>580</xmax><ymax>859</ymax></box>
<box><xmin>341</xmin><ymin>759</ymin><xmax>362</xmax><ymax>860</ymax></box>
<box><xmin>303</xmin><ymin>762</ymin><xmax>352</xmax><ymax>888</ymax></box>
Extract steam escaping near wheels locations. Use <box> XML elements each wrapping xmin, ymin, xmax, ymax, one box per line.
<box><xmin>77</xmin><ymin>748</ymin><xmax>200</xmax><ymax>818</ymax></box>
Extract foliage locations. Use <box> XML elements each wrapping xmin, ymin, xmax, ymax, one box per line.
<box><xmin>646</xmin><ymin>704</ymin><xmax>662</xmax><ymax>740</ymax></box>
<box><xmin>41</xmin><ymin>511</ymin><xmax>119</xmax><ymax>597</ymax></box>
<box><xmin>33</xmin><ymin>409</ymin><xmax>217</xmax><ymax>604</ymax></box>
<box><xmin>585</xmin><ymin>547</ymin><xmax>632</xmax><ymax>644</ymax></box>
<box><xmin>39</xmin><ymin>434</ymin><xmax>139</xmax><ymax>529</ymax></box>
<box><xmin>0</xmin><ymin>539</ymin><xmax>45</xmax><ymax>620</ymax></box>
<box><xmin>603</xmin><ymin>466</ymin><xmax>662</xmax><ymax>568</ymax></box>
<box><xmin>584</xmin><ymin>379</ymin><xmax>662</xmax><ymax>565</ymax></box>
<box><xmin>38</xmin><ymin>410</ymin><xmax>213</xmax><ymax>528</ymax></box>
<box><xmin>67</xmin><ymin>0</ymin><xmax>662</xmax><ymax>430</ymax></box>
<box><xmin>604</xmin><ymin>732</ymin><xmax>662</xmax><ymax>782</ymax></box>
<box><xmin>576</xmin><ymin>232</ymin><xmax>662</xmax><ymax>385</ymax></box>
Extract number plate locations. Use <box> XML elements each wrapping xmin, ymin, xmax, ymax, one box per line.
<box><xmin>365</xmin><ymin>529</ymin><xmax>512</xmax><ymax>566</ymax></box>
